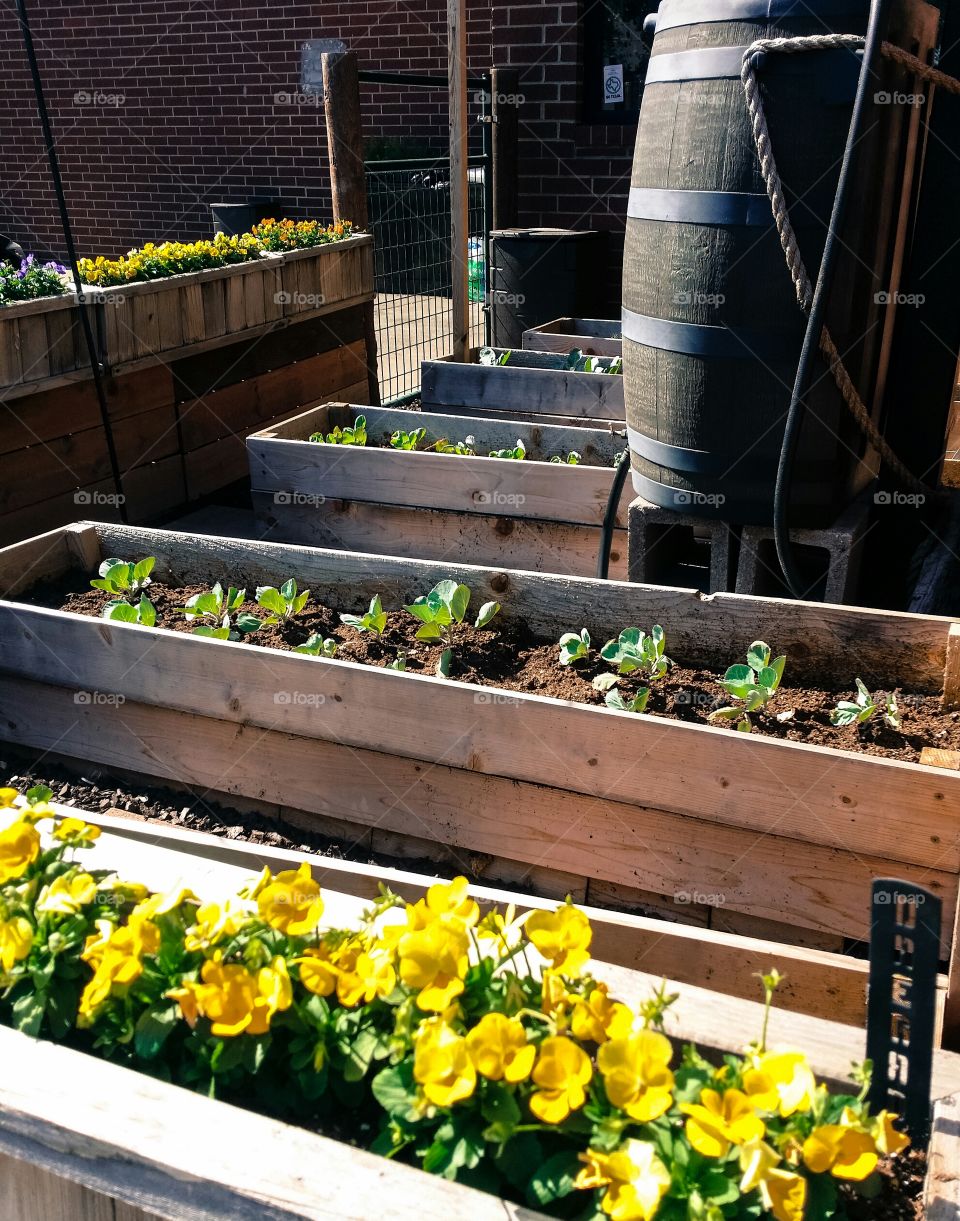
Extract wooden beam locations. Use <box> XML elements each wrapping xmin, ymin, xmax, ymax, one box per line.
<box><xmin>945</xmin><ymin>623</ymin><xmax>960</xmax><ymax>708</ymax></box>
<box><xmin>448</xmin><ymin>0</ymin><xmax>469</xmax><ymax>362</ymax></box>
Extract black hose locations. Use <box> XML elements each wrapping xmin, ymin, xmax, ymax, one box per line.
<box><xmin>15</xmin><ymin>0</ymin><xmax>127</xmax><ymax>521</ymax></box>
<box><xmin>772</xmin><ymin>0</ymin><xmax>888</xmax><ymax>599</ymax></box>
<box><xmin>597</xmin><ymin>447</ymin><xmax>631</xmax><ymax>579</ymax></box>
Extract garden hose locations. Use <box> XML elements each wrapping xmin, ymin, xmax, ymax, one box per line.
<box><xmin>597</xmin><ymin>446</ymin><xmax>631</xmax><ymax>580</ymax></box>
<box><xmin>771</xmin><ymin>0</ymin><xmax>888</xmax><ymax>599</ymax></box>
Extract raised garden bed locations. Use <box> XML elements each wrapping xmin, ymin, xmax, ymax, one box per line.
<box><xmin>1</xmin><ymin>807</ymin><xmax>957</xmax><ymax>1219</ymax></box>
<box><xmin>248</xmin><ymin>402</ymin><xmax>631</xmax><ymax>578</ymax></box>
<box><xmin>2</xmin><ymin>522</ymin><xmax>960</xmax><ymax>1044</ymax></box>
<box><xmin>522</xmin><ymin>316</ymin><xmax>622</xmax><ymax>357</ymax></box>
<box><xmin>0</xmin><ymin>288</ymin><xmax>95</xmax><ymax>392</ymax></box>
<box><xmin>421</xmin><ymin>347</ymin><xmax>624</xmax><ymax>426</ymax></box>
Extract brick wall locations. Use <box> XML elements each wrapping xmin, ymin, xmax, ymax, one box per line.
<box><xmin>2</xmin><ymin>0</ymin><xmax>635</xmax><ymax>310</ymax></box>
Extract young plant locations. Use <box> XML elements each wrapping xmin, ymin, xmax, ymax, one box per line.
<box><xmin>478</xmin><ymin>347</ymin><xmax>511</xmax><ymax>366</ymax></box>
<box><xmin>255</xmin><ymin>579</ymin><xmax>310</xmax><ymax>625</ymax></box>
<box><xmin>558</xmin><ymin>629</ymin><xmax>591</xmax><ymax>666</ymax></box>
<box><xmin>102</xmin><ymin>595</ymin><xmax>156</xmax><ymax>627</ymax></box>
<box><xmin>564</xmin><ymin>348</ymin><xmax>583</xmax><ymax>370</ymax></box>
<box><xmin>310</xmin><ymin>414</ymin><xmax>367</xmax><ymax>446</ymax></box>
<box><xmin>339</xmin><ymin>595</ymin><xmax>388</xmax><ymax>636</ymax></box>
<box><xmin>179</xmin><ymin>583</ymin><xmax>260</xmax><ymax>641</ymax></box>
<box><xmin>600</xmin><ymin>626</ymin><xmax>672</xmax><ymax>680</ymax></box>
<box><xmin>488</xmin><ymin>440</ymin><xmax>525</xmax><ymax>460</ymax></box>
<box><xmin>90</xmin><ymin>556</ymin><xmax>155</xmax><ymax>599</ymax></box>
<box><xmin>389</xmin><ymin>427</ymin><xmax>427</xmax><ymax>451</ymax></box>
<box><xmin>605</xmin><ymin>687</ymin><xmax>650</xmax><ymax>714</ymax></box>
<box><xmin>404</xmin><ymin>580</ymin><xmax>500</xmax><ymax>677</ymax></box>
<box><xmin>550</xmin><ymin>451</ymin><xmax>581</xmax><ymax>465</ymax></box>
<box><xmin>831</xmin><ymin>679</ymin><xmax>901</xmax><ymax>730</ymax></box>
<box><xmin>295</xmin><ymin>634</ymin><xmax>338</xmax><ymax>658</ymax></box>
<box><xmin>387</xmin><ymin>651</ymin><xmax>408</xmax><ymax>672</ymax></box>
<box><xmin>709</xmin><ymin>640</ymin><xmax>786</xmax><ymax>733</ymax></box>
<box><xmin>433</xmin><ymin>437</ymin><xmax>476</xmax><ymax>456</ymax></box>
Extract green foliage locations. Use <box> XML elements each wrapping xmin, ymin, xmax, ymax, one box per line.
<box><xmin>600</xmin><ymin>626</ymin><xmax>672</xmax><ymax>680</ymax></box>
<box><xmin>339</xmin><ymin>595</ymin><xmax>388</xmax><ymax>636</ymax></box>
<box><xmin>311</xmin><ymin>415</ymin><xmax>367</xmax><ymax>446</ymax></box>
<box><xmin>295</xmin><ymin>634</ymin><xmax>338</xmax><ymax>657</ymax></box>
<box><xmin>404</xmin><ymin>580</ymin><xmax>500</xmax><ymax>677</ymax></box>
<box><xmin>831</xmin><ymin>679</ymin><xmax>901</xmax><ymax>730</ymax></box>
<box><xmin>387</xmin><ymin>652</ymin><xmax>408</xmax><ymax>671</ymax></box>
<box><xmin>709</xmin><ymin>641</ymin><xmax>786</xmax><ymax>733</ymax></box>
<box><xmin>488</xmin><ymin>440</ymin><xmax>525</xmax><ymax>461</ymax></box>
<box><xmin>478</xmin><ymin>346</ymin><xmax>511</xmax><ymax>366</ymax></box>
<box><xmin>390</xmin><ymin>427</ymin><xmax>427</xmax><ymax>451</ymax></box>
<box><xmin>558</xmin><ymin>629</ymin><xmax>591</xmax><ymax>666</ymax></box>
<box><xmin>178</xmin><ymin>584</ymin><xmax>261</xmax><ymax>641</ymax></box>
<box><xmin>549</xmin><ymin>451</ymin><xmax>581</xmax><ymax>465</ymax></box>
<box><xmin>102</xmin><ymin>595</ymin><xmax>156</xmax><ymax>627</ymax></box>
<box><xmin>433</xmin><ymin>437</ymin><xmax>476</xmax><ymax>456</ymax></box>
<box><xmin>604</xmin><ymin>688</ymin><xmax>650</xmax><ymax>714</ymax></box>
<box><xmin>90</xmin><ymin>556</ymin><xmax>155</xmax><ymax>597</ymax></box>
<box><xmin>255</xmin><ymin>580</ymin><xmax>310</xmax><ymax>625</ymax></box>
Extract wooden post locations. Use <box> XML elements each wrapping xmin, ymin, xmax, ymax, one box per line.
<box><xmin>490</xmin><ymin>67</ymin><xmax>519</xmax><ymax>230</ymax></box>
<box><xmin>322</xmin><ymin>51</ymin><xmax>381</xmax><ymax>406</ymax></box>
<box><xmin>448</xmin><ymin>0</ymin><xmax>469</xmax><ymax>362</ymax></box>
<box><xmin>944</xmin><ymin>623</ymin><xmax>960</xmax><ymax>709</ymax></box>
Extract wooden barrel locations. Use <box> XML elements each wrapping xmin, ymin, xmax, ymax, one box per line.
<box><xmin>623</xmin><ymin>0</ymin><xmax>870</xmax><ymax>525</ymax></box>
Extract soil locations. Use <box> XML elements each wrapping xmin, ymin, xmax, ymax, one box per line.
<box><xmin>840</xmin><ymin>1148</ymin><xmax>928</xmax><ymax>1220</ymax></box>
<box><xmin>19</xmin><ymin>576</ymin><xmax>960</xmax><ymax>764</ymax></box>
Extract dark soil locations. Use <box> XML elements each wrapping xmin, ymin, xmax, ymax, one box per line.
<box><xmin>19</xmin><ymin>576</ymin><xmax>960</xmax><ymax>764</ymax></box>
<box><xmin>840</xmin><ymin>1148</ymin><xmax>927</xmax><ymax>1220</ymax></box>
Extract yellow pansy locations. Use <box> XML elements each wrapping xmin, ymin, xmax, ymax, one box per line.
<box><xmin>525</xmin><ymin>903</ymin><xmax>592</xmax><ymax>976</ymax></box>
<box><xmin>540</xmin><ymin>968</ymin><xmax>576</xmax><ymax>1030</ymax></box>
<box><xmin>256</xmin><ymin>862</ymin><xmax>324</xmax><ymax>936</ymax></box>
<box><xmin>51</xmin><ymin>817</ymin><xmax>101</xmax><ymax>844</ymax></box>
<box><xmin>334</xmin><ymin>941</ymin><xmax>397</xmax><ymax>1007</ymax></box>
<box><xmin>597</xmin><ymin>1030</ymin><xmax>674</xmax><ymax>1123</ymax></box>
<box><xmin>133</xmin><ymin>885</ymin><xmax>198</xmax><ymax>920</ymax></box>
<box><xmin>743</xmin><ymin>1051</ymin><xmax>817</xmax><ymax>1117</ymax></box>
<box><xmin>398</xmin><ymin>919</ymin><xmax>469</xmax><ymax>1011</ymax></box>
<box><xmin>0</xmin><ymin>818</ymin><xmax>40</xmax><ymax>883</ymax></box>
<box><xmin>571</xmin><ymin>983</ymin><xmax>621</xmax><ymax>1044</ymax></box>
<box><xmin>35</xmin><ymin>871</ymin><xmax>98</xmax><ymax>916</ymax></box>
<box><xmin>78</xmin><ymin>913</ymin><xmax>160</xmax><ymax>1022</ymax></box>
<box><xmin>477</xmin><ymin>903</ymin><xmax>526</xmax><ymax>951</ymax></box>
<box><xmin>424</xmin><ymin>876</ymin><xmax>479</xmax><ymax>928</ymax></box>
<box><xmin>680</xmin><ymin>1087</ymin><xmax>765</xmax><ymax>1158</ymax></box>
<box><xmin>413</xmin><ymin>1019</ymin><xmax>476</xmax><ymax>1106</ymax></box>
<box><xmin>873</xmin><ymin>1110</ymin><xmax>910</xmax><ymax>1155</ymax></box>
<box><xmin>184</xmin><ymin>898</ymin><xmax>249</xmax><ymax>951</ymax></box>
<box><xmin>739</xmin><ymin>1137</ymin><xmax>783</xmax><ymax>1193</ymax></box>
<box><xmin>529</xmin><ymin>1035</ymin><xmax>592</xmax><ymax>1123</ymax></box>
<box><xmin>168</xmin><ymin>954</ymin><xmax>291</xmax><ymax>1036</ymax></box>
<box><xmin>466</xmin><ymin>1012</ymin><xmax>535</xmax><ymax>1082</ymax></box>
<box><xmin>296</xmin><ymin>944</ymin><xmax>339</xmax><ymax>997</ymax></box>
<box><xmin>759</xmin><ymin>1168</ymin><xmax>807</xmax><ymax>1221</ymax></box>
<box><xmin>575</xmin><ymin>1140</ymin><xmax>672</xmax><ymax>1221</ymax></box>
<box><xmin>802</xmin><ymin>1124</ymin><xmax>878</xmax><ymax>1180</ymax></box>
<box><xmin>0</xmin><ymin>915</ymin><xmax>32</xmax><ymax>972</ymax></box>
<box><xmin>0</xmin><ymin>787</ymin><xmax>19</xmax><ymax>808</ymax></box>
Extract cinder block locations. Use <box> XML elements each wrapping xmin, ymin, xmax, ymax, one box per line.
<box><xmin>627</xmin><ymin>495</ymin><xmax>737</xmax><ymax>593</ymax></box>
<box><xmin>735</xmin><ymin>500</ymin><xmax>869</xmax><ymax>604</ymax></box>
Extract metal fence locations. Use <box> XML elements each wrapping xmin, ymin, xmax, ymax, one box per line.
<box><xmin>367</xmin><ymin>156</ymin><xmax>489</xmax><ymax>401</ymax></box>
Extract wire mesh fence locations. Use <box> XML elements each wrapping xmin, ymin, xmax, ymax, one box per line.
<box><xmin>367</xmin><ymin>157</ymin><xmax>489</xmax><ymax>403</ymax></box>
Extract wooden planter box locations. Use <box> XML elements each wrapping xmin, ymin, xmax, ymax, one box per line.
<box><xmin>522</xmin><ymin>317</ymin><xmax>622</xmax><ymax>357</ymax></box>
<box><xmin>3</xmin><ymin>522</ymin><xmax>960</xmax><ymax>1039</ymax></box>
<box><xmin>1</xmin><ymin>810</ymin><xmax>959</xmax><ymax>1219</ymax></box>
<box><xmin>0</xmin><ymin>290</ymin><xmax>95</xmax><ymax>394</ymax></box>
<box><xmin>421</xmin><ymin>348</ymin><xmax>624</xmax><ymax>426</ymax></box>
<box><xmin>248</xmin><ymin>402</ymin><xmax>631</xmax><ymax>578</ymax></box>
<box><xmin>98</xmin><ymin>234</ymin><xmax>374</xmax><ymax>369</ymax></box>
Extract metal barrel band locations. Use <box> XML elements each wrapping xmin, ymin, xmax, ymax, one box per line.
<box><xmin>622</xmin><ymin>306</ymin><xmax>803</xmax><ymax>362</ymax></box>
<box><xmin>654</xmin><ymin>0</ymin><xmax>867</xmax><ymax>33</ymax></box>
<box><xmin>625</xmin><ymin>423</ymin><xmax>719</xmax><ymax>475</ymax></box>
<box><xmin>645</xmin><ymin>42</ymin><xmax>861</xmax><ymax>84</ymax></box>
<box><xmin>627</xmin><ymin>188</ymin><xmax>773</xmax><ymax>227</ymax></box>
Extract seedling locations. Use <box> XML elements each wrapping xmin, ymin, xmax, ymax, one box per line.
<box><xmin>489</xmin><ymin>440</ymin><xmax>525</xmax><ymax>460</ymax></box>
<box><xmin>583</xmin><ymin>355</ymin><xmax>622</xmax><ymax>375</ymax></box>
<box><xmin>605</xmin><ymin>688</ymin><xmax>650</xmax><ymax>714</ymax></box>
<box><xmin>404</xmin><ymin>580</ymin><xmax>500</xmax><ymax>677</ymax></box>
<box><xmin>255</xmin><ymin>579</ymin><xmax>310</xmax><ymax>625</ymax></box>
<box><xmin>310</xmin><ymin>414</ymin><xmax>367</xmax><ymax>446</ymax></box>
<box><xmin>592</xmin><ymin>673</ymin><xmax>619</xmax><ymax>693</ymax></box>
<box><xmin>558</xmin><ymin>629</ymin><xmax>591</xmax><ymax>666</ymax></box>
<box><xmin>390</xmin><ymin>427</ymin><xmax>427</xmax><ymax>451</ymax></box>
<box><xmin>709</xmin><ymin>641</ymin><xmax>786</xmax><ymax>732</ymax></box>
<box><xmin>387</xmin><ymin>652</ymin><xmax>408</xmax><ymax>672</ymax></box>
<box><xmin>550</xmin><ymin>451</ymin><xmax>581</xmax><ymax>465</ymax></box>
<box><xmin>478</xmin><ymin>347</ymin><xmax>511</xmax><ymax>366</ymax></box>
<box><xmin>600</xmin><ymin>626</ymin><xmax>672</xmax><ymax>680</ymax></box>
<box><xmin>433</xmin><ymin>437</ymin><xmax>476</xmax><ymax>456</ymax></box>
<box><xmin>831</xmin><ymin>679</ymin><xmax>901</xmax><ymax>730</ymax></box>
<box><xmin>102</xmin><ymin>595</ymin><xmax>156</xmax><ymax>627</ymax></box>
<box><xmin>339</xmin><ymin>595</ymin><xmax>388</xmax><ymax>636</ymax></box>
<box><xmin>564</xmin><ymin>348</ymin><xmax>583</xmax><ymax>370</ymax></box>
<box><xmin>178</xmin><ymin>583</ymin><xmax>260</xmax><ymax>640</ymax></box>
<box><xmin>295</xmin><ymin>634</ymin><xmax>338</xmax><ymax>658</ymax></box>
<box><xmin>90</xmin><ymin>556</ymin><xmax>155</xmax><ymax>598</ymax></box>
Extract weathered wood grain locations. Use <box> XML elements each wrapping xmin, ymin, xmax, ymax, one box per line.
<box><xmin>421</xmin><ymin>354</ymin><xmax>625</xmax><ymax>421</ymax></box>
<box><xmin>522</xmin><ymin>317</ymin><xmax>622</xmax><ymax>356</ymax></box>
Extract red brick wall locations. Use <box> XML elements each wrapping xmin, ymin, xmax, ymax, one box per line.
<box><xmin>2</xmin><ymin>0</ymin><xmax>634</xmax><ymax>309</ymax></box>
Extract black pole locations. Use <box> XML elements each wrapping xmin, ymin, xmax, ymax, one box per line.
<box><xmin>14</xmin><ymin>0</ymin><xmax>127</xmax><ymax>520</ymax></box>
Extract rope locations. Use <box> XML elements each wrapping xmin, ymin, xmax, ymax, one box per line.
<box><xmin>740</xmin><ymin>33</ymin><xmax>960</xmax><ymax>493</ymax></box>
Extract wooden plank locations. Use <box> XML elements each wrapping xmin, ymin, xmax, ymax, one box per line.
<box><xmin>155</xmin><ymin>288</ymin><xmax>184</xmax><ymax>352</ymax></box>
<box><xmin>522</xmin><ymin>318</ymin><xmax>622</xmax><ymax>357</ymax></box>
<box><xmin>922</xmin><ymin>748</ymin><xmax>960</xmax><ymax>771</ymax></box>
<box><xmin>1</xmin><ymin>676</ymin><xmax>955</xmax><ymax>953</ymax></box>
<box><xmin>945</xmin><ymin>623</ymin><xmax>960</xmax><ymax>708</ymax></box>
<box><xmin>0</xmin><ymin>1023</ymin><xmax>536</xmax><ymax>1221</ymax></box>
<box><xmin>248</xmin><ymin>404</ymin><xmax>631</xmax><ymax>526</ymax></box>
<box><xmin>421</xmin><ymin>358</ymin><xmax>625</xmax><ymax>421</ymax></box>
<box><xmin>181</xmin><ymin>281</ymin><xmax>205</xmax><ymax>345</ymax></box>
<box><xmin>15</xmin><ymin>313</ymin><xmax>51</xmax><ymax>383</ymax></box>
<box><xmin>0</xmin><ymin>317</ymin><xmax>22</xmax><ymax>387</ymax></box>
<box><xmin>925</xmin><ymin>1092</ymin><xmax>960</xmax><ymax>1216</ymax></box>
<box><xmin>254</xmin><ymin>493</ymin><xmax>629</xmax><ymax>580</ymax></box>
<box><xmin>130</xmin><ymin>292</ymin><xmax>161</xmax><ymax>361</ymax></box>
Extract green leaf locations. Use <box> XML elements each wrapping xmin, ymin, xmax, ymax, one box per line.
<box><xmin>526</xmin><ymin>1151</ymin><xmax>580</xmax><ymax>1207</ymax></box>
<box><xmin>437</xmin><ymin>648</ymin><xmax>453</xmax><ymax>678</ymax></box>
<box><xmin>234</xmin><ymin>613</ymin><xmax>262</xmax><ymax>634</ymax></box>
<box><xmin>11</xmin><ymin>989</ymin><xmax>45</xmax><ymax>1037</ymax></box>
<box><xmin>415</xmin><ymin>621</ymin><xmax>443</xmax><ymax>641</ymax></box>
<box><xmin>133</xmin><ymin>556</ymin><xmax>155</xmax><ymax>584</ymax></box>
<box><xmin>447</xmin><ymin>584</ymin><xmax>470</xmax><ymax>624</ymax></box>
<box><xmin>709</xmin><ymin>706</ymin><xmax>744</xmax><ymax>721</ymax></box>
<box><xmin>257</xmin><ymin>586</ymin><xmax>288</xmax><ymax>615</ymax></box>
<box><xmin>747</xmin><ymin>641</ymin><xmax>771</xmax><ymax>672</ymax></box>
<box><xmin>592</xmin><ymin>672</ymin><xmax>619</xmax><ymax>692</ymax></box>
<box><xmin>757</xmin><ymin>666</ymin><xmax>779</xmax><ymax>691</ymax></box>
<box><xmin>474</xmin><ymin>600</ymin><xmax>500</xmax><ymax>629</ymax></box>
<box><xmin>104</xmin><ymin>601</ymin><xmax>138</xmax><ymax>623</ymax></box>
<box><xmin>138</xmin><ymin>595</ymin><xmax>156</xmax><ymax>627</ymax></box>
<box><xmin>481</xmin><ymin>1083</ymin><xmax>521</xmax><ymax>1142</ymax></box>
<box><xmin>495</xmin><ymin>1133</ymin><xmax>543</xmax><ymax>1191</ymax></box>
<box><xmin>371</xmin><ymin>1062</ymin><xmax>422</xmax><ymax>1123</ymax></box>
<box><xmin>193</xmin><ymin>625</ymin><xmax>231</xmax><ymax>639</ymax></box>
<box><xmin>135</xmin><ymin>1002</ymin><xmax>179</xmax><ymax>1060</ymax></box>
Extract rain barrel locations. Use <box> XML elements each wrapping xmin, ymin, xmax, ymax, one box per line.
<box><xmin>623</xmin><ymin>0</ymin><xmax>870</xmax><ymax>524</ymax></box>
